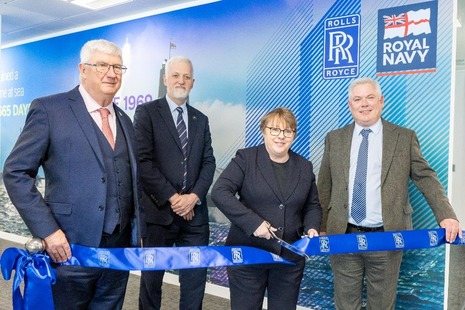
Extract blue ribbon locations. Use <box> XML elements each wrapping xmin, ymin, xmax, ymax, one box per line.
<box><xmin>292</xmin><ymin>228</ymin><xmax>465</xmax><ymax>257</ymax></box>
<box><xmin>0</xmin><ymin>248</ymin><xmax>56</xmax><ymax>310</ymax></box>
<box><xmin>1</xmin><ymin>228</ymin><xmax>464</xmax><ymax>310</ymax></box>
<box><xmin>64</xmin><ymin>244</ymin><xmax>289</xmax><ymax>270</ymax></box>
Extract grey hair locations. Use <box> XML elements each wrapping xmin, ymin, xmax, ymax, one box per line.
<box><xmin>80</xmin><ymin>39</ymin><xmax>123</xmax><ymax>64</ymax></box>
<box><xmin>348</xmin><ymin>77</ymin><xmax>382</xmax><ymax>100</ymax></box>
<box><xmin>165</xmin><ymin>56</ymin><xmax>194</xmax><ymax>77</ymax></box>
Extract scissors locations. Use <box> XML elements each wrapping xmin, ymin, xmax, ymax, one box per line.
<box><xmin>267</xmin><ymin>225</ymin><xmax>311</xmax><ymax>261</ymax></box>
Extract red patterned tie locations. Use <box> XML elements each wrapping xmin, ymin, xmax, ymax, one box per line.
<box><xmin>98</xmin><ymin>108</ymin><xmax>115</xmax><ymax>150</ymax></box>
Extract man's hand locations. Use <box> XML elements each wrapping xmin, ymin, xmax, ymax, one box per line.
<box><xmin>183</xmin><ymin>210</ymin><xmax>195</xmax><ymax>221</ymax></box>
<box><xmin>170</xmin><ymin>193</ymin><xmax>199</xmax><ymax>218</ymax></box>
<box><xmin>43</xmin><ymin>229</ymin><xmax>71</xmax><ymax>263</ymax></box>
<box><xmin>440</xmin><ymin>218</ymin><xmax>463</xmax><ymax>243</ymax></box>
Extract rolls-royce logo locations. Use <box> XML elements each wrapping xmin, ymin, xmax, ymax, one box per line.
<box><xmin>323</xmin><ymin>14</ymin><xmax>360</xmax><ymax>79</ymax></box>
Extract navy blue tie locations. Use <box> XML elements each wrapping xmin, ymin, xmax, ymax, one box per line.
<box><xmin>176</xmin><ymin>107</ymin><xmax>188</xmax><ymax>192</ymax></box>
<box><xmin>351</xmin><ymin>128</ymin><xmax>372</xmax><ymax>223</ymax></box>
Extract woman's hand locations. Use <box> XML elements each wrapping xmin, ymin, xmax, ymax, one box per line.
<box><xmin>253</xmin><ymin>221</ymin><xmax>277</xmax><ymax>239</ymax></box>
<box><xmin>306</xmin><ymin>228</ymin><xmax>319</xmax><ymax>238</ymax></box>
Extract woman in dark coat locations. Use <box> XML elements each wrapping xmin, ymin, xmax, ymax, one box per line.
<box><xmin>211</xmin><ymin>107</ymin><xmax>321</xmax><ymax>310</ymax></box>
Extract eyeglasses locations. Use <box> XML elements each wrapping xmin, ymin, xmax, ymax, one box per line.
<box><xmin>266</xmin><ymin>126</ymin><xmax>295</xmax><ymax>138</ymax></box>
<box><xmin>84</xmin><ymin>63</ymin><xmax>127</xmax><ymax>75</ymax></box>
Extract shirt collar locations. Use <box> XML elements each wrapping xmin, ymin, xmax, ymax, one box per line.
<box><xmin>79</xmin><ymin>84</ymin><xmax>116</xmax><ymax>116</ymax></box>
<box><xmin>165</xmin><ymin>95</ymin><xmax>187</xmax><ymax>113</ymax></box>
<box><xmin>354</xmin><ymin>118</ymin><xmax>382</xmax><ymax>136</ymax></box>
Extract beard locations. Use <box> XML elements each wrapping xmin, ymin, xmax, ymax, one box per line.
<box><xmin>171</xmin><ymin>87</ymin><xmax>189</xmax><ymax>101</ymax></box>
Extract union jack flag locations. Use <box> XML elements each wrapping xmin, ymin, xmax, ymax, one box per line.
<box><xmin>384</xmin><ymin>13</ymin><xmax>406</xmax><ymax>27</ymax></box>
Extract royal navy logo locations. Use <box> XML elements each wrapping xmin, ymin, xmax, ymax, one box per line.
<box><xmin>357</xmin><ymin>235</ymin><xmax>368</xmax><ymax>250</ymax></box>
<box><xmin>319</xmin><ymin>236</ymin><xmax>330</xmax><ymax>253</ymax></box>
<box><xmin>377</xmin><ymin>1</ymin><xmax>437</xmax><ymax>76</ymax></box>
<box><xmin>323</xmin><ymin>14</ymin><xmax>360</xmax><ymax>80</ymax></box>
<box><xmin>144</xmin><ymin>250</ymin><xmax>156</xmax><ymax>268</ymax></box>
<box><xmin>428</xmin><ymin>230</ymin><xmax>439</xmax><ymax>247</ymax></box>
<box><xmin>97</xmin><ymin>250</ymin><xmax>110</xmax><ymax>268</ymax></box>
<box><xmin>393</xmin><ymin>233</ymin><xmax>405</xmax><ymax>249</ymax></box>
<box><xmin>231</xmin><ymin>248</ymin><xmax>243</xmax><ymax>264</ymax></box>
<box><xmin>189</xmin><ymin>248</ymin><xmax>201</xmax><ymax>266</ymax></box>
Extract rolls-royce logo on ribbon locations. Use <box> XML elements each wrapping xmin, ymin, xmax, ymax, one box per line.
<box><xmin>144</xmin><ymin>250</ymin><xmax>156</xmax><ymax>268</ymax></box>
<box><xmin>97</xmin><ymin>250</ymin><xmax>110</xmax><ymax>268</ymax></box>
<box><xmin>231</xmin><ymin>248</ymin><xmax>243</xmax><ymax>263</ymax></box>
<box><xmin>428</xmin><ymin>231</ymin><xmax>439</xmax><ymax>247</ymax></box>
<box><xmin>377</xmin><ymin>1</ymin><xmax>437</xmax><ymax>76</ymax></box>
<box><xmin>323</xmin><ymin>14</ymin><xmax>360</xmax><ymax>80</ymax></box>
<box><xmin>393</xmin><ymin>233</ymin><xmax>405</xmax><ymax>249</ymax></box>
<box><xmin>357</xmin><ymin>235</ymin><xmax>368</xmax><ymax>250</ymax></box>
<box><xmin>189</xmin><ymin>248</ymin><xmax>201</xmax><ymax>266</ymax></box>
<box><xmin>271</xmin><ymin>253</ymin><xmax>283</xmax><ymax>262</ymax></box>
<box><xmin>319</xmin><ymin>236</ymin><xmax>330</xmax><ymax>253</ymax></box>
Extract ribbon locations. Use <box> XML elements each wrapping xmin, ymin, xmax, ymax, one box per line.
<box><xmin>0</xmin><ymin>248</ymin><xmax>56</xmax><ymax>310</ymax></box>
<box><xmin>64</xmin><ymin>244</ymin><xmax>290</xmax><ymax>270</ymax></box>
<box><xmin>1</xmin><ymin>244</ymin><xmax>287</xmax><ymax>310</ymax></box>
<box><xmin>291</xmin><ymin>228</ymin><xmax>465</xmax><ymax>257</ymax></box>
<box><xmin>1</xmin><ymin>228</ymin><xmax>464</xmax><ymax>309</ymax></box>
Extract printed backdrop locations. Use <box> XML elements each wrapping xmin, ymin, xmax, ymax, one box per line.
<box><xmin>0</xmin><ymin>0</ymin><xmax>459</xmax><ymax>308</ymax></box>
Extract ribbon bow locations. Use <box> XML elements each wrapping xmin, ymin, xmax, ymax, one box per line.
<box><xmin>1</xmin><ymin>248</ymin><xmax>56</xmax><ymax>310</ymax></box>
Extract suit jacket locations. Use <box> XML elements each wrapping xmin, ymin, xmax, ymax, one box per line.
<box><xmin>2</xmin><ymin>86</ymin><xmax>144</xmax><ymax>247</ymax></box>
<box><xmin>133</xmin><ymin>97</ymin><xmax>215</xmax><ymax>226</ymax></box>
<box><xmin>211</xmin><ymin>144</ymin><xmax>321</xmax><ymax>259</ymax></box>
<box><xmin>318</xmin><ymin>119</ymin><xmax>458</xmax><ymax>234</ymax></box>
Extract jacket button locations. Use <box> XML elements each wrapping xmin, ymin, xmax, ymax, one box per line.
<box><xmin>100</xmin><ymin>177</ymin><xmax>105</xmax><ymax>183</ymax></box>
<box><xmin>278</xmin><ymin>227</ymin><xmax>283</xmax><ymax>231</ymax></box>
<box><xmin>98</xmin><ymin>205</ymin><xmax>104</xmax><ymax>211</ymax></box>
<box><xmin>278</xmin><ymin>204</ymin><xmax>284</xmax><ymax>209</ymax></box>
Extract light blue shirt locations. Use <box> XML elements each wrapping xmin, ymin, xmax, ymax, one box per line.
<box><xmin>348</xmin><ymin>119</ymin><xmax>383</xmax><ymax>227</ymax></box>
<box><xmin>166</xmin><ymin>96</ymin><xmax>188</xmax><ymax>137</ymax></box>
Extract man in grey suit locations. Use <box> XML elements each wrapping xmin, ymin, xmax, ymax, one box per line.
<box><xmin>318</xmin><ymin>77</ymin><xmax>462</xmax><ymax>310</ymax></box>
<box><xmin>3</xmin><ymin>39</ymin><xmax>144</xmax><ymax>309</ymax></box>
<box><xmin>134</xmin><ymin>56</ymin><xmax>215</xmax><ymax>310</ymax></box>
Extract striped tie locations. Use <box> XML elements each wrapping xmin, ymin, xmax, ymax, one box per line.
<box><xmin>351</xmin><ymin>128</ymin><xmax>371</xmax><ymax>223</ymax></box>
<box><xmin>176</xmin><ymin>107</ymin><xmax>188</xmax><ymax>192</ymax></box>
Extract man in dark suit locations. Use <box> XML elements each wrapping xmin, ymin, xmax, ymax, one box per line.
<box><xmin>2</xmin><ymin>39</ymin><xmax>144</xmax><ymax>309</ymax></box>
<box><xmin>134</xmin><ymin>56</ymin><xmax>215</xmax><ymax>310</ymax></box>
<box><xmin>318</xmin><ymin>77</ymin><xmax>462</xmax><ymax>310</ymax></box>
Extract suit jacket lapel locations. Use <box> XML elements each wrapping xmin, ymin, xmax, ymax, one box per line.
<box><xmin>158</xmin><ymin>98</ymin><xmax>183</xmax><ymax>152</ymax></box>
<box><xmin>341</xmin><ymin>123</ymin><xmax>354</xmax><ymax>187</ymax></box>
<box><xmin>68</xmin><ymin>87</ymin><xmax>104</xmax><ymax>167</ymax></box>
<box><xmin>186</xmin><ymin>105</ymin><xmax>199</xmax><ymax>157</ymax></box>
<box><xmin>113</xmin><ymin>105</ymin><xmax>137</xmax><ymax>172</ymax></box>
<box><xmin>381</xmin><ymin>120</ymin><xmax>399</xmax><ymax>186</ymax></box>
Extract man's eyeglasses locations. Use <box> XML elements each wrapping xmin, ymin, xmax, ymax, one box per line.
<box><xmin>266</xmin><ymin>126</ymin><xmax>295</xmax><ymax>138</ymax></box>
<box><xmin>84</xmin><ymin>63</ymin><xmax>127</xmax><ymax>75</ymax></box>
